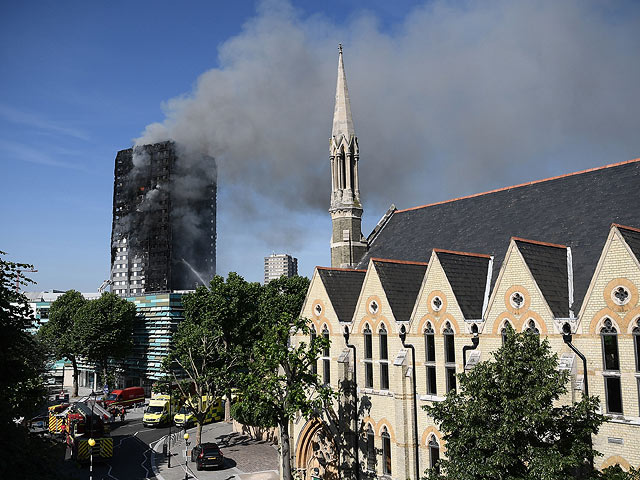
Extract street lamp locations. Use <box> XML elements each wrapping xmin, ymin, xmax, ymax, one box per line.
<box><xmin>343</xmin><ymin>325</ymin><xmax>360</xmax><ymax>480</ymax></box>
<box><xmin>183</xmin><ymin>431</ymin><xmax>190</xmax><ymax>480</ymax></box>
<box><xmin>399</xmin><ymin>325</ymin><xmax>419</xmax><ymax>480</ymax></box>
<box><xmin>88</xmin><ymin>437</ymin><xmax>96</xmax><ymax>480</ymax></box>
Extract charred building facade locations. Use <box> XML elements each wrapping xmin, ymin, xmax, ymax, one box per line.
<box><xmin>110</xmin><ymin>141</ymin><xmax>216</xmax><ymax>296</ymax></box>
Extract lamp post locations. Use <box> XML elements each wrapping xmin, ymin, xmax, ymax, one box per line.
<box><xmin>88</xmin><ymin>437</ymin><xmax>96</xmax><ymax>480</ymax></box>
<box><xmin>168</xmin><ymin>376</ymin><xmax>172</xmax><ymax>467</ymax></box>
<box><xmin>343</xmin><ymin>326</ymin><xmax>360</xmax><ymax>480</ymax></box>
<box><xmin>399</xmin><ymin>325</ymin><xmax>419</xmax><ymax>480</ymax></box>
<box><xmin>183</xmin><ymin>431</ymin><xmax>190</xmax><ymax>480</ymax></box>
<box><xmin>562</xmin><ymin>322</ymin><xmax>593</xmax><ymax>470</ymax></box>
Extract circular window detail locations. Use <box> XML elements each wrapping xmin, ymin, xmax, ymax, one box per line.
<box><xmin>431</xmin><ymin>296</ymin><xmax>443</xmax><ymax>312</ymax></box>
<box><xmin>368</xmin><ymin>300</ymin><xmax>379</xmax><ymax>315</ymax></box>
<box><xmin>314</xmin><ymin>303</ymin><xmax>323</xmax><ymax>316</ymax></box>
<box><xmin>611</xmin><ymin>286</ymin><xmax>630</xmax><ymax>306</ymax></box>
<box><xmin>510</xmin><ymin>292</ymin><xmax>525</xmax><ymax>310</ymax></box>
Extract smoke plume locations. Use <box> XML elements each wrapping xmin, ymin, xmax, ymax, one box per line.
<box><xmin>133</xmin><ymin>0</ymin><xmax>640</xmax><ymax>275</ymax></box>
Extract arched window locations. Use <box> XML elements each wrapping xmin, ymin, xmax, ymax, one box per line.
<box><xmin>322</xmin><ymin>326</ymin><xmax>331</xmax><ymax>385</ymax></box>
<box><xmin>364</xmin><ymin>325</ymin><xmax>373</xmax><ymax>388</ymax></box>
<box><xmin>424</xmin><ymin>323</ymin><xmax>437</xmax><ymax>395</ymax></box>
<box><xmin>501</xmin><ymin>321</ymin><xmax>514</xmax><ymax>346</ymax></box>
<box><xmin>379</xmin><ymin>325</ymin><xmax>389</xmax><ymax>390</ymax></box>
<box><xmin>366</xmin><ymin>424</ymin><xmax>375</xmax><ymax>471</ymax></box>
<box><xmin>381</xmin><ymin>427</ymin><xmax>391</xmax><ymax>475</ymax></box>
<box><xmin>601</xmin><ymin>318</ymin><xmax>622</xmax><ymax>414</ymax></box>
<box><xmin>525</xmin><ymin>319</ymin><xmax>540</xmax><ymax>335</ymax></box>
<box><xmin>310</xmin><ymin>326</ymin><xmax>317</xmax><ymax>375</ymax></box>
<box><xmin>428</xmin><ymin>434</ymin><xmax>440</xmax><ymax>473</ymax></box>
<box><xmin>443</xmin><ymin>322</ymin><xmax>456</xmax><ymax>393</ymax></box>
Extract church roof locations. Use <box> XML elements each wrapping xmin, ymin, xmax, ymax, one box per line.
<box><xmin>512</xmin><ymin>238</ymin><xmax>569</xmax><ymax>318</ymax></box>
<box><xmin>434</xmin><ymin>249</ymin><xmax>491</xmax><ymax>320</ymax></box>
<box><xmin>332</xmin><ymin>45</ymin><xmax>355</xmax><ymax>139</ymax></box>
<box><xmin>371</xmin><ymin>258</ymin><xmax>428</xmax><ymax>322</ymax></box>
<box><xmin>616</xmin><ymin>224</ymin><xmax>640</xmax><ymax>264</ymax></box>
<box><xmin>317</xmin><ymin>267</ymin><xmax>366</xmax><ymax>323</ymax></box>
<box><xmin>359</xmin><ymin>158</ymin><xmax>640</xmax><ymax>313</ymax></box>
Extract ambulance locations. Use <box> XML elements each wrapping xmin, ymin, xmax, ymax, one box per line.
<box><xmin>143</xmin><ymin>393</ymin><xmax>180</xmax><ymax>427</ymax></box>
<box><xmin>173</xmin><ymin>396</ymin><xmax>223</xmax><ymax>428</ymax></box>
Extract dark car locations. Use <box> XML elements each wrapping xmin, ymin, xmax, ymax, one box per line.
<box><xmin>191</xmin><ymin>442</ymin><xmax>224</xmax><ymax>470</ymax></box>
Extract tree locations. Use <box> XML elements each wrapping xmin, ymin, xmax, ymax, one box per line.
<box><xmin>38</xmin><ymin>290</ymin><xmax>86</xmax><ymax>396</ymax></box>
<box><xmin>236</xmin><ymin>275</ymin><xmax>334</xmax><ymax>480</ymax></box>
<box><xmin>74</xmin><ymin>292</ymin><xmax>135</xmax><ymax>386</ymax></box>
<box><xmin>166</xmin><ymin>272</ymin><xmax>260</xmax><ymax>443</ymax></box>
<box><xmin>0</xmin><ymin>252</ymin><xmax>48</xmax><ymax>474</ymax></box>
<box><xmin>424</xmin><ymin>330</ymin><xmax>604</xmax><ymax>480</ymax></box>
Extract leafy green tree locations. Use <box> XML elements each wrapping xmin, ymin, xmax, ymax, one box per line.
<box><xmin>423</xmin><ymin>330</ymin><xmax>604</xmax><ymax>480</ymax></box>
<box><xmin>38</xmin><ymin>290</ymin><xmax>86</xmax><ymax>396</ymax></box>
<box><xmin>74</xmin><ymin>292</ymin><xmax>135</xmax><ymax>386</ymax></box>
<box><xmin>0</xmin><ymin>252</ymin><xmax>48</xmax><ymax>474</ymax></box>
<box><xmin>236</xmin><ymin>275</ymin><xmax>334</xmax><ymax>480</ymax></box>
<box><xmin>166</xmin><ymin>272</ymin><xmax>260</xmax><ymax>442</ymax></box>
<box><xmin>599</xmin><ymin>465</ymin><xmax>640</xmax><ymax>479</ymax></box>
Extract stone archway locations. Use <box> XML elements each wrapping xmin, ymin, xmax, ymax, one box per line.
<box><xmin>295</xmin><ymin>419</ymin><xmax>338</xmax><ymax>480</ymax></box>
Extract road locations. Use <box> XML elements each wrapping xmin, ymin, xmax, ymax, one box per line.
<box><xmin>59</xmin><ymin>415</ymin><xmax>189</xmax><ymax>480</ymax></box>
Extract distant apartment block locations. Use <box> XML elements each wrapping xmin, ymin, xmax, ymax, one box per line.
<box><xmin>264</xmin><ymin>253</ymin><xmax>298</xmax><ymax>284</ymax></box>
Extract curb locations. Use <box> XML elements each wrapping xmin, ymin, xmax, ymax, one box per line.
<box><xmin>150</xmin><ymin>435</ymin><xmax>167</xmax><ymax>480</ymax></box>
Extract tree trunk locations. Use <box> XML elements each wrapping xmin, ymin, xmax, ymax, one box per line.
<box><xmin>196</xmin><ymin>394</ymin><xmax>203</xmax><ymax>445</ymax></box>
<box><xmin>196</xmin><ymin>421</ymin><xmax>203</xmax><ymax>446</ymax></box>
<box><xmin>279</xmin><ymin>418</ymin><xmax>292</xmax><ymax>480</ymax></box>
<box><xmin>225</xmin><ymin>390</ymin><xmax>232</xmax><ymax>422</ymax></box>
<box><xmin>70</xmin><ymin>355</ymin><xmax>79</xmax><ymax>397</ymax></box>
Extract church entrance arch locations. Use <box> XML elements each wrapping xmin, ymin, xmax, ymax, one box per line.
<box><xmin>295</xmin><ymin>419</ymin><xmax>338</xmax><ymax>480</ymax></box>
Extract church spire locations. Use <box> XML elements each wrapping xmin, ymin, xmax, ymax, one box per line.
<box><xmin>332</xmin><ymin>44</ymin><xmax>355</xmax><ymax>139</ymax></box>
<box><xmin>329</xmin><ymin>45</ymin><xmax>366</xmax><ymax>268</ymax></box>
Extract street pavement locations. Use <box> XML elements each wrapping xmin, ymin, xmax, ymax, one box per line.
<box><xmin>151</xmin><ymin>421</ymin><xmax>279</xmax><ymax>480</ymax></box>
<box><xmin>52</xmin><ymin>388</ymin><xmax>278</xmax><ymax>480</ymax></box>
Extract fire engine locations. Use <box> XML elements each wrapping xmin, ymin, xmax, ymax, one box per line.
<box><xmin>65</xmin><ymin>402</ymin><xmax>113</xmax><ymax>463</ymax></box>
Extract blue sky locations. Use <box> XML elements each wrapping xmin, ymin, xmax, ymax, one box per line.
<box><xmin>1</xmin><ymin>0</ymin><xmax>639</xmax><ymax>292</ymax></box>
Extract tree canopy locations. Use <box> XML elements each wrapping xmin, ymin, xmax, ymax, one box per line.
<box><xmin>424</xmin><ymin>330</ymin><xmax>604</xmax><ymax>480</ymax></box>
<box><xmin>38</xmin><ymin>290</ymin><xmax>86</xmax><ymax>396</ymax></box>
<box><xmin>233</xmin><ymin>275</ymin><xmax>334</xmax><ymax>480</ymax></box>
<box><xmin>74</xmin><ymin>292</ymin><xmax>135</xmax><ymax>385</ymax></box>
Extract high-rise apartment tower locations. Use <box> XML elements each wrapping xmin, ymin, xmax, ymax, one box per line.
<box><xmin>110</xmin><ymin>141</ymin><xmax>216</xmax><ymax>296</ymax></box>
<box><xmin>264</xmin><ymin>253</ymin><xmax>298</xmax><ymax>284</ymax></box>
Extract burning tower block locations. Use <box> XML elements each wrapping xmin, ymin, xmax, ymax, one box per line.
<box><xmin>110</xmin><ymin>141</ymin><xmax>216</xmax><ymax>295</ymax></box>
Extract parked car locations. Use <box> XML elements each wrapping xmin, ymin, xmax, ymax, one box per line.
<box><xmin>191</xmin><ymin>442</ymin><xmax>224</xmax><ymax>470</ymax></box>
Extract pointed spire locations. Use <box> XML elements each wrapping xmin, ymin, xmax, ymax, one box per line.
<box><xmin>332</xmin><ymin>44</ymin><xmax>355</xmax><ymax>139</ymax></box>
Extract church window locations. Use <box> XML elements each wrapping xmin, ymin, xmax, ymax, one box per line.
<box><xmin>381</xmin><ymin>427</ymin><xmax>392</xmax><ymax>475</ymax></box>
<box><xmin>366</xmin><ymin>424</ymin><xmax>375</xmax><ymax>471</ymax></box>
<box><xmin>424</xmin><ymin>323</ymin><xmax>437</xmax><ymax>395</ymax></box>
<box><xmin>510</xmin><ymin>292</ymin><xmax>524</xmax><ymax>309</ymax></box>
<box><xmin>444</xmin><ymin>322</ymin><xmax>456</xmax><ymax>393</ymax></box>
<box><xmin>314</xmin><ymin>303</ymin><xmax>322</xmax><ymax>316</ymax></box>
<box><xmin>310</xmin><ymin>326</ymin><xmax>318</xmax><ymax>376</ymax></box>
<box><xmin>612</xmin><ymin>286</ymin><xmax>630</xmax><ymax>306</ymax></box>
<box><xmin>501</xmin><ymin>321</ymin><xmax>514</xmax><ymax>345</ymax></box>
<box><xmin>428</xmin><ymin>434</ymin><xmax>440</xmax><ymax>474</ymax></box>
<box><xmin>601</xmin><ymin>319</ymin><xmax>622</xmax><ymax>414</ymax></box>
<box><xmin>364</xmin><ymin>325</ymin><xmax>373</xmax><ymax>388</ymax></box>
<box><xmin>379</xmin><ymin>325</ymin><xmax>389</xmax><ymax>390</ymax></box>
<box><xmin>322</xmin><ymin>326</ymin><xmax>330</xmax><ymax>385</ymax></box>
<box><xmin>368</xmin><ymin>300</ymin><xmax>379</xmax><ymax>315</ymax></box>
<box><xmin>432</xmin><ymin>296</ymin><xmax>443</xmax><ymax>312</ymax></box>
<box><xmin>525</xmin><ymin>319</ymin><xmax>540</xmax><ymax>335</ymax></box>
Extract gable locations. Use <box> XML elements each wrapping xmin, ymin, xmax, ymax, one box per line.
<box><xmin>372</xmin><ymin>259</ymin><xmax>428</xmax><ymax>323</ymax></box>
<box><xmin>360</xmin><ymin>159</ymin><xmax>640</xmax><ymax>313</ymax></box>
<box><xmin>317</xmin><ymin>268</ymin><xmax>366</xmax><ymax>323</ymax></box>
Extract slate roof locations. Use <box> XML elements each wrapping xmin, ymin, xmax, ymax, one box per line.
<box><xmin>513</xmin><ymin>239</ymin><xmax>569</xmax><ymax>318</ymax></box>
<box><xmin>359</xmin><ymin>158</ymin><xmax>640</xmax><ymax>312</ymax></box>
<box><xmin>371</xmin><ymin>259</ymin><xmax>428</xmax><ymax>322</ymax></box>
<box><xmin>435</xmin><ymin>249</ymin><xmax>491</xmax><ymax>320</ymax></box>
<box><xmin>317</xmin><ymin>268</ymin><xmax>366</xmax><ymax>323</ymax></box>
<box><xmin>616</xmin><ymin>225</ymin><xmax>640</xmax><ymax>263</ymax></box>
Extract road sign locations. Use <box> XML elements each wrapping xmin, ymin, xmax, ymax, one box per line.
<box><xmin>103</xmin><ymin>384</ymin><xmax>109</xmax><ymax>395</ymax></box>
